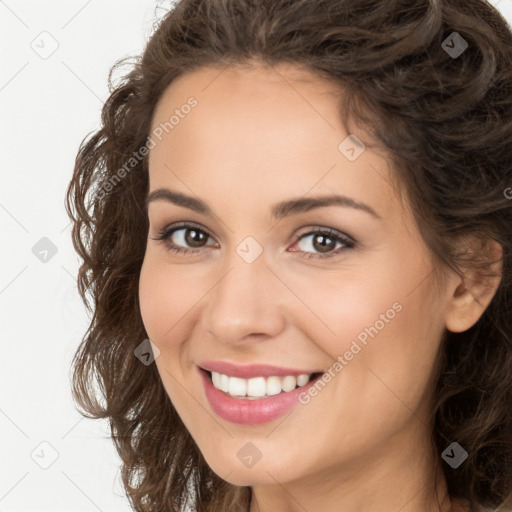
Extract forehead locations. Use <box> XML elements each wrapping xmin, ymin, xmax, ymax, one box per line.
<box><xmin>148</xmin><ymin>63</ymin><xmax>401</xmax><ymax>220</ymax></box>
<box><xmin>150</xmin><ymin>63</ymin><xmax>344</xmax><ymax>140</ymax></box>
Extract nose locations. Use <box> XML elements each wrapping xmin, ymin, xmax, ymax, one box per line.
<box><xmin>201</xmin><ymin>248</ymin><xmax>286</xmax><ymax>346</ymax></box>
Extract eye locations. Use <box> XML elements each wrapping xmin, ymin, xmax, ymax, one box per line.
<box><xmin>289</xmin><ymin>227</ymin><xmax>355</xmax><ymax>259</ymax></box>
<box><xmin>151</xmin><ymin>222</ymin><xmax>355</xmax><ymax>259</ymax></box>
<box><xmin>151</xmin><ymin>222</ymin><xmax>217</xmax><ymax>255</ymax></box>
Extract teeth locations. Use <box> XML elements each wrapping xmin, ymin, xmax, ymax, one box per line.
<box><xmin>266</xmin><ymin>376</ymin><xmax>282</xmax><ymax>396</ymax></box>
<box><xmin>281</xmin><ymin>375</ymin><xmax>296</xmax><ymax>392</ymax></box>
<box><xmin>220</xmin><ymin>373</ymin><xmax>229</xmax><ymax>393</ymax></box>
<box><xmin>297</xmin><ymin>374</ymin><xmax>309</xmax><ymax>386</ymax></box>
<box><xmin>210</xmin><ymin>371</ymin><xmax>315</xmax><ymax>398</ymax></box>
<box><xmin>247</xmin><ymin>377</ymin><xmax>266</xmax><ymax>397</ymax></box>
<box><xmin>228</xmin><ymin>377</ymin><xmax>247</xmax><ymax>396</ymax></box>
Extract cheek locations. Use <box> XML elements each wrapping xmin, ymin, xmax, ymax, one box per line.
<box><xmin>138</xmin><ymin>256</ymin><xmax>215</xmax><ymax>386</ymax></box>
<box><xmin>291</xmin><ymin>260</ymin><xmax>442</xmax><ymax>400</ymax></box>
<box><xmin>285</xmin><ymin>267</ymin><xmax>402</xmax><ymax>350</ymax></box>
<box><xmin>138</xmin><ymin>257</ymin><xmax>192</xmax><ymax>345</ymax></box>
<box><xmin>138</xmin><ymin>259</ymin><xmax>197</xmax><ymax>407</ymax></box>
<box><xmin>138</xmin><ymin>259</ymin><xmax>162</xmax><ymax>341</ymax></box>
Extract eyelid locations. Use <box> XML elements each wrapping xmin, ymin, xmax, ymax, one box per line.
<box><xmin>151</xmin><ymin>221</ymin><xmax>356</xmax><ymax>258</ymax></box>
<box><xmin>152</xmin><ymin>221</ymin><xmax>217</xmax><ymax>245</ymax></box>
<box><xmin>294</xmin><ymin>225</ymin><xmax>356</xmax><ymax>244</ymax></box>
<box><xmin>153</xmin><ymin>221</ymin><xmax>356</xmax><ymax>241</ymax></box>
<box><xmin>289</xmin><ymin>227</ymin><xmax>355</xmax><ymax>260</ymax></box>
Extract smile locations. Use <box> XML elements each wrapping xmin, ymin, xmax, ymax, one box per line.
<box><xmin>209</xmin><ymin>371</ymin><xmax>322</xmax><ymax>399</ymax></box>
<box><xmin>197</xmin><ymin>362</ymin><xmax>324</xmax><ymax>425</ymax></box>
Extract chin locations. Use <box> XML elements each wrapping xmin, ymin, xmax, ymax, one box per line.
<box><xmin>204</xmin><ymin>452</ymin><xmax>301</xmax><ymax>487</ymax></box>
<box><xmin>216</xmin><ymin>468</ymin><xmax>281</xmax><ymax>487</ymax></box>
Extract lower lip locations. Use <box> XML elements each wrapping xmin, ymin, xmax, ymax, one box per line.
<box><xmin>198</xmin><ymin>367</ymin><xmax>321</xmax><ymax>425</ymax></box>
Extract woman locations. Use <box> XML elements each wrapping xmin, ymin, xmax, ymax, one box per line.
<box><xmin>65</xmin><ymin>0</ymin><xmax>512</xmax><ymax>511</ymax></box>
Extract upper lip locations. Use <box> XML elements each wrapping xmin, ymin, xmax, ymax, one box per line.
<box><xmin>198</xmin><ymin>360</ymin><xmax>323</xmax><ymax>379</ymax></box>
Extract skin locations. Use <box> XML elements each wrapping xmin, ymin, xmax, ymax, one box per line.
<box><xmin>138</xmin><ymin>61</ymin><xmax>502</xmax><ymax>512</ymax></box>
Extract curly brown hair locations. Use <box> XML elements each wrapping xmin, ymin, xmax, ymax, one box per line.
<box><xmin>65</xmin><ymin>0</ymin><xmax>512</xmax><ymax>511</ymax></box>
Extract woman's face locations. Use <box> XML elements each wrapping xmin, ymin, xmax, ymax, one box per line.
<box><xmin>139</xmin><ymin>63</ymin><xmax>459</xmax><ymax>487</ymax></box>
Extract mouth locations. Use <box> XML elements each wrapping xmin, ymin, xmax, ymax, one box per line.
<box><xmin>198</xmin><ymin>365</ymin><xmax>325</xmax><ymax>425</ymax></box>
<box><xmin>200</xmin><ymin>368</ymin><xmax>324</xmax><ymax>400</ymax></box>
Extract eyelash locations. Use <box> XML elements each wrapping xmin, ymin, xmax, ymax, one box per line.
<box><xmin>151</xmin><ymin>222</ymin><xmax>356</xmax><ymax>260</ymax></box>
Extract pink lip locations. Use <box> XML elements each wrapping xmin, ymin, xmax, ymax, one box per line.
<box><xmin>197</xmin><ymin>366</ymin><xmax>323</xmax><ymax>425</ymax></box>
<box><xmin>198</xmin><ymin>360</ymin><xmax>321</xmax><ymax>379</ymax></box>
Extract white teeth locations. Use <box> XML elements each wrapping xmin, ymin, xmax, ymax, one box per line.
<box><xmin>297</xmin><ymin>374</ymin><xmax>309</xmax><ymax>386</ymax></box>
<box><xmin>266</xmin><ymin>376</ymin><xmax>282</xmax><ymax>396</ymax></box>
<box><xmin>210</xmin><ymin>371</ymin><xmax>315</xmax><ymax>398</ymax></box>
<box><xmin>247</xmin><ymin>377</ymin><xmax>266</xmax><ymax>397</ymax></box>
<box><xmin>220</xmin><ymin>373</ymin><xmax>229</xmax><ymax>393</ymax></box>
<box><xmin>281</xmin><ymin>375</ymin><xmax>297</xmax><ymax>392</ymax></box>
<box><xmin>228</xmin><ymin>377</ymin><xmax>247</xmax><ymax>396</ymax></box>
<box><xmin>212</xmin><ymin>371</ymin><xmax>221</xmax><ymax>389</ymax></box>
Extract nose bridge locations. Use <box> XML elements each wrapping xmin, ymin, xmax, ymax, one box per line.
<box><xmin>203</xmin><ymin>245</ymin><xmax>285</xmax><ymax>343</ymax></box>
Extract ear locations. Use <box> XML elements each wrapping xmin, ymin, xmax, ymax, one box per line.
<box><xmin>444</xmin><ymin>238</ymin><xmax>503</xmax><ymax>333</ymax></box>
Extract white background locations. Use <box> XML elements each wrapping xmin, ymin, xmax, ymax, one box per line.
<box><xmin>1</xmin><ymin>1</ymin><xmax>511</xmax><ymax>511</ymax></box>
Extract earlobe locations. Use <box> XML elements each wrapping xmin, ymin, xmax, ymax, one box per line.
<box><xmin>444</xmin><ymin>239</ymin><xmax>503</xmax><ymax>334</ymax></box>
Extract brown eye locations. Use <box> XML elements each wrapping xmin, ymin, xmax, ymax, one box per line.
<box><xmin>291</xmin><ymin>228</ymin><xmax>355</xmax><ymax>260</ymax></box>
<box><xmin>152</xmin><ymin>223</ymin><xmax>217</xmax><ymax>255</ymax></box>
<box><xmin>311</xmin><ymin>233</ymin><xmax>337</xmax><ymax>253</ymax></box>
<box><xmin>183</xmin><ymin>228</ymin><xmax>209</xmax><ymax>247</ymax></box>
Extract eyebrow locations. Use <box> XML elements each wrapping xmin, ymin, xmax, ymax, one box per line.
<box><xmin>145</xmin><ymin>188</ymin><xmax>381</xmax><ymax>220</ymax></box>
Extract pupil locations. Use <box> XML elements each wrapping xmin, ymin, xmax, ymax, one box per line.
<box><xmin>186</xmin><ymin>229</ymin><xmax>207</xmax><ymax>247</ymax></box>
<box><xmin>313</xmin><ymin>234</ymin><xmax>335</xmax><ymax>253</ymax></box>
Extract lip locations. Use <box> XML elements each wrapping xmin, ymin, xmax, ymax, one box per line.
<box><xmin>197</xmin><ymin>365</ymin><xmax>323</xmax><ymax>425</ymax></box>
<box><xmin>198</xmin><ymin>360</ymin><xmax>322</xmax><ymax>379</ymax></box>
